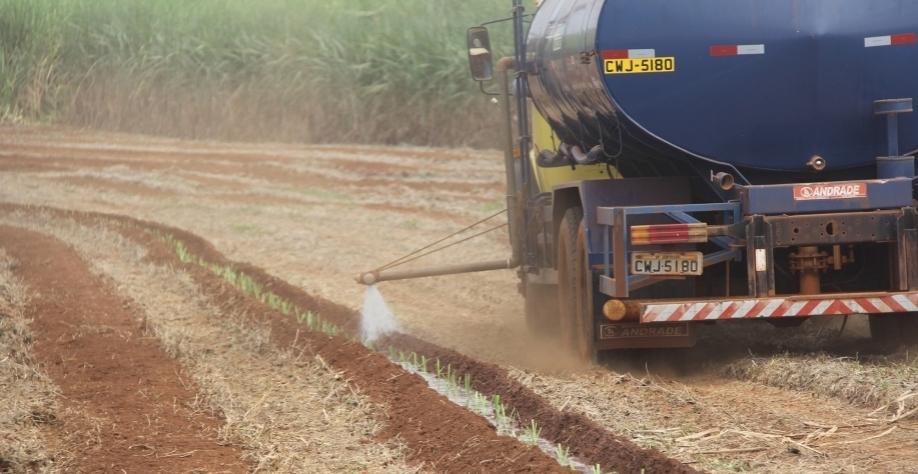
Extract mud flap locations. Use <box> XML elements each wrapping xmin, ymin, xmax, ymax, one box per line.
<box><xmin>596</xmin><ymin>322</ymin><xmax>696</xmax><ymax>350</ymax></box>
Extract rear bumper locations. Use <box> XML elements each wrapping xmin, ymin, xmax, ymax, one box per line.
<box><xmin>641</xmin><ymin>291</ymin><xmax>918</xmax><ymax>323</ymax></box>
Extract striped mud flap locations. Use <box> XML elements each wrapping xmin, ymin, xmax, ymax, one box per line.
<box><xmin>640</xmin><ymin>292</ymin><xmax>918</xmax><ymax>323</ymax></box>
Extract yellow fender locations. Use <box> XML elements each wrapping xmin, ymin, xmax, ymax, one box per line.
<box><xmin>530</xmin><ymin>106</ymin><xmax>619</xmax><ymax>193</ymax></box>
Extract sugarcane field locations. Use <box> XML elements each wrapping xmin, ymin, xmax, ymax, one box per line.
<box><xmin>1</xmin><ymin>1</ymin><xmax>917</xmax><ymax>473</ymax></box>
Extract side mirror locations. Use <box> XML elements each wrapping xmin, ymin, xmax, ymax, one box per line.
<box><xmin>467</xmin><ymin>26</ymin><xmax>494</xmax><ymax>82</ymax></box>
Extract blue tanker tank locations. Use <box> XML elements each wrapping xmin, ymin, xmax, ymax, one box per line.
<box><xmin>527</xmin><ymin>0</ymin><xmax>918</xmax><ymax>183</ymax></box>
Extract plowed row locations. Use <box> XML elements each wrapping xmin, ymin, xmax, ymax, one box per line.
<box><xmin>0</xmin><ymin>225</ymin><xmax>246</xmax><ymax>473</ymax></box>
<box><xmin>0</xmin><ymin>203</ymin><xmax>692</xmax><ymax>472</ymax></box>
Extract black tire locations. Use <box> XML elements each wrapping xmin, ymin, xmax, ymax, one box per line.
<box><xmin>556</xmin><ymin>207</ymin><xmax>597</xmax><ymax>363</ymax></box>
<box><xmin>524</xmin><ymin>283</ymin><xmax>560</xmax><ymax>336</ymax></box>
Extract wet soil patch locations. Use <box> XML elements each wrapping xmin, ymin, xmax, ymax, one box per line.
<box><xmin>380</xmin><ymin>334</ymin><xmax>696</xmax><ymax>474</ymax></box>
<box><xmin>0</xmin><ymin>225</ymin><xmax>247</xmax><ymax>473</ymax></box>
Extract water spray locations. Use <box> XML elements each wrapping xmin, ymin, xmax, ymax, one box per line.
<box><xmin>360</xmin><ymin>285</ymin><xmax>400</xmax><ymax>343</ymax></box>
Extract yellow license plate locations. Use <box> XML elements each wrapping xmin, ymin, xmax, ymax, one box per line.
<box><xmin>631</xmin><ymin>252</ymin><xmax>703</xmax><ymax>276</ymax></box>
<box><xmin>604</xmin><ymin>57</ymin><xmax>676</xmax><ymax>75</ymax></box>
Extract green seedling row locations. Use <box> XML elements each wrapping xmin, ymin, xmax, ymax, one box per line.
<box><xmin>162</xmin><ymin>233</ymin><xmax>339</xmax><ymax>336</ymax></box>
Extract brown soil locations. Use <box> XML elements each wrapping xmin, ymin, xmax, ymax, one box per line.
<box><xmin>129</xmin><ymin>221</ymin><xmax>566</xmax><ymax>473</ymax></box>
<box><xmin>0</xmin><ymin>225</ymin><xmax>247</xmax><ymax>473</ymax></box>
<box><xmin>316</xmin><ymin>144</ymin><xmax>480</xmax><ymax>162</ymax></box>
<box><xmin>0</xmin><ymin>155</ymin><xmax>63</xmax><ymax>172</ymax></box>
<box><xmin>7</xmin><ymin>141</ymin><xmax>500</xmax><ymax>199</ymax></box>
<box><xmin>53</xmin><ymin>176</ymin><xmax>179</xmax><ymax>198</ymax></box>
<box><xmin>5</xmin><ymin>203</ymin><xmax>694</xmax><ymax>473</ymax></box>
<box><xmin>0</xmin><ymin>204</ymin><xmax>568</xmax><ymax>473</ymax></box>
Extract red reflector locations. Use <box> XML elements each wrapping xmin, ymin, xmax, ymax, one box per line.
<box><xmin>631</xmin><ymin>223</ymin><xmax>708</xmax><ymax>245</ymax></box>
<box><xmin>601</xmin><ymin>49</ymin><xmax>629</xmax><ymax>60</ymax></box>
<box><xmin>892</xmin><ymin>33</ymin><xmax>918</xmax><ymax>45</ymax></box>
<box><xmin>648</xmin><ymin>224</ymin><xmax>691</xmax><ymax>243</ymax></box>
<box><xmin>709</xmin><ymin>45</ymin><xmax>738</xmax><ymax>56</ymax></box>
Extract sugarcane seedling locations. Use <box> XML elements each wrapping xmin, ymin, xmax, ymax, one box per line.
<box><xmin>525</xmin><ymin>419</ymin><xmax>541</xmax><ymax>445</ymax></box>
<box><xmin>555</xmin><ymin>444</ymin><xmax>570</xmax><ymax>468</ymax></box>
<box><xmin>491</xmin><ymin>395</ymin><xmax>508</xmax><ymax>432</ymax></box>
<box><xmin>473</xmin><ymin>391</ymin><xmax>489</xmax><ymax>415</ymax></box>
<box><xmin>448</xmin><ymin>370</ymin><xmax>458</xmax><ymax>391</ymax></box>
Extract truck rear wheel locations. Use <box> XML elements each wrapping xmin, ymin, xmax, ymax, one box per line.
<box><xmin>524</xmin><ymin>283</ymin><xmax>559</xmax><ymax>337</ymax></box>
<box><xmin>556</xmin><ymin>207</ymin><xmax>597</xmax><ymax>362</ymax></box>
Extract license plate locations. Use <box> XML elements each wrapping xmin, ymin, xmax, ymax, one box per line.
<box><xmin>604</xmin><ymin>57</ymin><xmax>676</xmax><ymax>75</ymax></box>
<box><xmin>631</xmin><ymin>252</ymin><xmax>703</xmax><ymax>276</ymax></box>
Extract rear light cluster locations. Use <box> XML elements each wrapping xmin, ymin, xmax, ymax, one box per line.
<box><xmin>630</xmin><ymin>223</ymin><xmax>707</xmax><ymax>245</ymax></box>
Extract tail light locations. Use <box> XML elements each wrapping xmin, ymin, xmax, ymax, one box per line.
<box><xmin>630</xmin><ymin>223</ymin><xmax>708</xmax><ymax>245</ymax></box>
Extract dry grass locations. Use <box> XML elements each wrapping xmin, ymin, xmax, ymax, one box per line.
<box><xmin>509</xmin><ymin>365</ymin><xmax>918</xmax><ymax>473</ymax></box>
<box><xmin>0</xmin><ymin>248</ymin><xmax>61</xmax><ymax>473</ymax></box>
<box><xmin>727</xmin><ymin>353</ymin><xmax>918</xmax><ymax>421</ymax></box>
<box><xmin>1</xmin><ymin>211</ymin><xmax>418</xmax><ymax>473</ymax></box>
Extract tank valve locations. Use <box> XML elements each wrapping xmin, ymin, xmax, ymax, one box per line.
<box><xmin>807</xmin><ymin>155</ymin><xmax>827</xmax><ymax>172</ymax></box>
<box><xmin>711</xmin><ymin>172</ymin><xmax>735</xmax><ymax>191</ymax></box>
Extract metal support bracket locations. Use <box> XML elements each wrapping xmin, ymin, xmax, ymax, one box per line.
<box><xmin>875</xmin><ymin>98</ymin><xmax>915</xmax><ymax>179</ymax></box>
<box><xmin>597</xmin><ymin>201</ymin><xmax>742</xmax><ymax>298</ymax></box>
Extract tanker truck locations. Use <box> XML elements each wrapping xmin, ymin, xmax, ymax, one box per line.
<box><xmin>361</xmin><ymin>0</ymin><xmax>918</xmax><ymax>360</ymax></box>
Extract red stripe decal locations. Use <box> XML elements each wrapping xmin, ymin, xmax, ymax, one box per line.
<box><xmin>885</xmin><ymin>296</ymin><xmax>907</xmax><ymax>313</ymax></box>
<box><xmin>891</xmin><ymin>33</ymin><xmax>918</xmax><ymax>45</ymax></box>
<box><xmin>710</xmin><ymin>45</ymin><xmax>738</xmax><ymax>56</ymax></box>
<box><xmin>776</xmin><ymin>301</ymin><xmax>797</xmax><ymax>317</ymax></box>
<box><xmin>601</xmin><ymin>49</ymin><xmax>629</xmax><ymax>60</ymax></box>
<box><xmin>667</xmin><ymin>305</ymin><xmax>687</xmax><ymax>323</ymax></box>
<box><xmin>826</xmin><ymin>300</ymin><xmax>849</xmax><ymax>315</ymax></box>
<box><xmin>718</xmin><ymin>302</ymin><xmax>739</xmax><ymax>320</ymax></box>
<box><xmin>747</xmin><ymin>300</ymin><xmax>770</xmax><ymax>318</ymax></box>
<box><xmin>798</xmin><ymin>299</ymin><xmax>822</xmax><ymax>316</ymax></box>
<box><xmin>694</xmin><ymin>303</ymin><xmax>716</xmax><ymax>321</ymax></box>
<box><xmin>857</xmin><ymin>298</ymin><xmax>880</xmax><ymax>314</ymax></box>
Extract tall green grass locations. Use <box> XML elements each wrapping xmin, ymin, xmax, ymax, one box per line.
<box><xmin>0</xmin><ymin>0</ymin><xmax>512</xmax><ymax>146</ymax></box>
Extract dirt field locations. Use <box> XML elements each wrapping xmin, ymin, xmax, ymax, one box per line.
<box><xmin>0</xmin><ymin>124</ymin><xmax>916</xmax><ymax>473</ymax></box>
